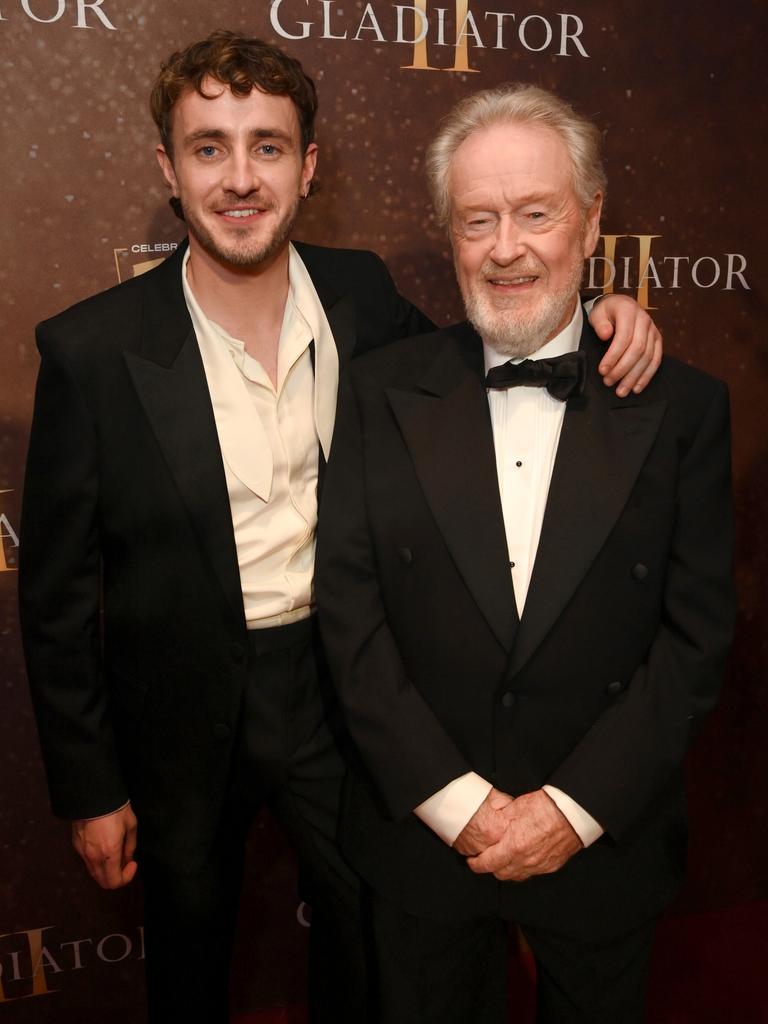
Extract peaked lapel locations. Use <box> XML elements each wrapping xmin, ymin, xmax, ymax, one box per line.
<box><xmin>120</xmin><ymin>239</ymin><xmax>375</xmax><ymax>621</ymax></box>
<box><xmin>386</xmin><ymin>325</ymin><xmax>518</xmax><ymax>652</ymax></box>
<box><xmin>123</xmin><ymin>244</ymin><xmax>245</xmax><ymax>626</ymax></box>
<box><xmin>294</xmin><ymin>241</ymin><xmax>357</xmax><ymax>366</ymax></box>
<box><xmin>294</xmin><ymin>242</ymin><xmax>359</xmax><ymax>497</ymax></box>
<box><xmin>508</xmin><ymin>326</ymin><xmax>667</xmax><ymax>676</ymax></box>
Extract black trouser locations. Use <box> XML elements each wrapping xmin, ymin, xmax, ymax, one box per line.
<box><xmin>369</xmin><ymin>887</ymin><xmax>656</xmax><ymax>1024</ymax></box>
<box><xmin>141</xmin><ymin>618</ymin><xmax>366</xmax><ymax>1024</ymax></box>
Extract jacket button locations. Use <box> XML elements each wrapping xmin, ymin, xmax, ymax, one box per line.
<box><xmin>501</xmin><ymin>692</ymin><xmax>515</xmax><ymax>708</ymax></box>
<box><xmin>231</xmin><ymin>642</ymin><xmax>245</xmax><ymax>661</ymax></box>
<box><xmin>606</xmin><ymin>680</ymin><xmax>624</xmax><ymax>695</ymax></box>
<box><xmin>399</xmin><ymin>547</ymin><xmax>413</xmax><ymax>565</ymax></box>
<box><xmin>632</xmin><ymin>563</ymin><xmax>649</xmax><ymax>581</ymax></box>
<box><xmin>213</xmin><ymin>723</ymin><xmax>231</xmax><ymax>740</ymax></box>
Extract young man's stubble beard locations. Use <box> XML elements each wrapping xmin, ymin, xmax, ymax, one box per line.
<box><xmin>182</xmin><ymin>192</ymin><xmax>302</xmax><ymax>269</ymax></box>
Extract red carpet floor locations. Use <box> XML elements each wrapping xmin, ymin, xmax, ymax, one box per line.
<box><xmin>234</xmin><ymin>900</ymin><xmax>768</xmax><ymax>1024</ymax></box>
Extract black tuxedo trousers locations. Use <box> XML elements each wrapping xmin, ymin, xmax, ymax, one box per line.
<box><xmin>369</xmin><ymin>886</ymin><xmax>656</xmax><ymax>1024</ymax></box>
<box><xmin>141</xmin><ymin>619</ymin><xmax>366</xmax><ymax>1023</ymax></box>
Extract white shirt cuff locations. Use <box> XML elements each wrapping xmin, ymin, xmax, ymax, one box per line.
<box><xmin>414</xmin><ymin>773</ymin><xmax>492</xmax><ymax>846</ymax></box>
<box><xmin>542</xmin><ymin>785</ymin><xmax>604</xmax><ymax>847</ymax></box>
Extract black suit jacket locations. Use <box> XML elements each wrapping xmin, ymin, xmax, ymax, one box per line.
<box><xmin>19</xmin><ymin>240</ymin><xmax>432</xmax><ymax>872</ymax></box>
<box><xmin>316</xmin><ymin>320</ymin><xmax>735</xmax><ymax>939</ymax></box>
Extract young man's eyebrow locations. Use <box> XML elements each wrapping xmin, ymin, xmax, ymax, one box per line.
<box><xmin>181</xmin><ymin>127</ymin><xmax>296</xmax><ymax>146</ymax></box>
<box><xmin>249</xmin><ymin>127</ymin><xmax>295</xmax><ymax>142</ymax></box>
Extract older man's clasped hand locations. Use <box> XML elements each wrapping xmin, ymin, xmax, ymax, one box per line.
<box><xmin>453</xmin><ymin>787</ymin><xmax>583</xmax><ymax>882</ymax></box>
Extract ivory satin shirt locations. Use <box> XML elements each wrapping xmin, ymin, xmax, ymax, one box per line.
<box><xmin>182</xmin><ymin>245</ymin><xmax>339</xmax><ymax>628</ymax></box>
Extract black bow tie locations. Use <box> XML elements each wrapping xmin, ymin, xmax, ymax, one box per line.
<box><xmin>484</xmin><ymin>351</ymin><xmax>586</xmax><ymax>401</ymax></box>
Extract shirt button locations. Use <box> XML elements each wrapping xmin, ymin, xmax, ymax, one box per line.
<box><xmin>501</xmin><ymin>692</ymin><xmax>515</xmax><ymax>708</ymax></box>
<box><xmin>632</xmin><ymin>563</ymin><xmax>649</xmax><ymax>581</ymax></box>
<box><xmin>213</xmin><ymin>723</ymin><xmax>231</xmax><ymax>740</ymax></box>
<box><xmin>516</xmin><ymin>460</ymin><xmax>523</xmax><ymax>468</ymax></box>
<box><xmin>606</xmin><ymin>680</ymin><xmax>624</xmax><ymax>695</ymax></box>
<box><xmin>399</xmin><ymin>547</ymin><xmax>413</xmax><ymax>565</ymax></box>
<box><xmin>509</xmin><ymin>561</ymin><xmax>515</xmax><ymax>568</ymax></box>
<box><xmin>231</xmin><ymin>642</ymin><xmax>245</xmax><ymax>661</ymax></box>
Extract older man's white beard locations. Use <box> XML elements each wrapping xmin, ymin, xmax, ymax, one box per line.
<box><xmin>463</xmin><ymin>258</ymin><xmax>584</xmax><ymax>358</ymax></box>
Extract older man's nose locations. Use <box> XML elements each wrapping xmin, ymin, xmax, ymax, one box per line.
<box><xmin>489</xmin><ymin>217</ymin><xmax>527</xmax><ymax>264</ymax></box>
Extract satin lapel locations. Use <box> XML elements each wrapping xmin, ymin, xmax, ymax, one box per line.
<box><xmin>508</xmin><ymin>328</ymin><xmax>667</xmax><ymax>676</ymax></box>
<box><xmin>308</xmin><ymin>270</ymin><xmax>357</xmax><ymax>367</ymax></box>
<box><xmin>300</xmin><ymin>249</ymin><xmax>357</xmax><ymax>496</ymax></box>
<box><xmin>123</xmin><ymin>248</ymin><xmax>244</xmax><ymax>625</ymax></box>
<box><xmin>386</xmin><ymin>328</ymin><xmax>518</xmax><ymax>652</ymax></box>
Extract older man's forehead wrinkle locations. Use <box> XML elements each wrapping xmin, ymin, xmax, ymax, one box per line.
<box><xmin>456</xmin><ymin>183</ymin><xmax>556</xmax><ymax>206</ymax></box>
<box><xmin>450</xmin><ymin>124</ymin><xmax>575</xmax><ymax>198</ymax></box>
<box><xmin>452</xmin><ymin>184</ymin><xmax>576</xmax><ymax>223</ymax></box>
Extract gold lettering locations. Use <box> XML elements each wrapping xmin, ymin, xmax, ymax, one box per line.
<box><xmin>402</xmin><ymin>0</ymin><xmax>480</xmax><ymax>73</ymax></box>
<box><xmin>451</xmin><ymin>4</ymin><xmax>481</xmax><ymax>72</ymax></box>
<box><xmin>0</xmin><ymin>928</ymin><xmax>59</xmax><ymax>1001</ymax></box>
<box><xmin>402</xmin><ymin>0</ymin><xmax>437</xmax><ymax>69</ymax></box>
<box><xmin>590</xmin><ymin>235</ymin><xmax>661</xmax><ymax>309</ymax></box>
<box><xmin>114</xmin><ymin>248</ymin><xmax>167</xmax><ymax>283</ymax></box>
<box><xmin>629</xmin><ymin>235</ymin><xmax>661</xmax><ymax>309</ymax></box>
<box><xmin>112</xmin><ymin>247</ymin><xmax>128</xmax><ymax>282</ymax></box>
<box><xmin>132</xmin><ymin>258</ymin><xmax>164</xmax><ymax>278</ymax></box>
<box><xmin>597</xmin><ymin>235</ymin><xmax>625</xmax><ymax>294</ymax></box>
<box><xmin>0</xmin><ymin>494</ymin><xmax>18</xmax><ymax>574</ymax></box>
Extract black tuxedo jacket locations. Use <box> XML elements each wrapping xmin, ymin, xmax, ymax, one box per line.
<box><xmin>19</xmin><ymin>240</ymin><xmax>432</xmax><ymax>871</ymax></box>
<box><xmin>316</xmin><ymin>320</ymin><xmax>735</xmax><ymax>940</ymax></box>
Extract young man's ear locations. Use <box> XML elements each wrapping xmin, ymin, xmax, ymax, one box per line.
<box><xmin>300</xmin><ymin>143</ymin><xmax>318</xmax><ymax>199</ymax></box>
<box><xmin>156</xmin><ymin>145</ymin><xmax>180</xmax><ymax>198</ymax></box>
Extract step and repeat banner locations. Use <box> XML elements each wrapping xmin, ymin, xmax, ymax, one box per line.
<box><xmin>1</xmin><ymin>1</ymin><xmax>765</xmax><ymax>1020</ymax></box>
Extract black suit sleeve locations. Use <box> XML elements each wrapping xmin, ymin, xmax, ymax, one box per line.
<box><xmin>353</xmin><ymin>250</ymin><xmax>435</xmax><ymax>355</ymax></box>
<box><xmin>384</xmin><ymin>259</ymin><xmax>435</xmax><ymax>342</ymax></box>
<box><xmin>19</xmin><ymin>327</ymin><xmax>128</xmax><ymax>819</ymax></box>
<box><xmin>548</xmin><ymin>381</ymin><xmax>735</xmax><ymax>838</ymax></box>
<box><xmin>317</xmin><ymin>371</ymin><xmax>472</xmax><ymax>819</ymax></box>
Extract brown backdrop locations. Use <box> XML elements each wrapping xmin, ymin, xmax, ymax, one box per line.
<box><xmin>1</xmin><ymin>1</ymin><xmax>766</xmax><ymax>1019</ymax></box>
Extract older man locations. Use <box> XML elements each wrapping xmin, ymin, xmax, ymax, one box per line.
<box><xmin>317</xmin><ymin>84</ymin><xmax>734</xmax><ymax>1023</ymax></box>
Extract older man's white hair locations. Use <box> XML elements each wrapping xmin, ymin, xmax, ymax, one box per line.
<box><xmin>426</xmin><ymin>83</ymin><xmax>607</xmax><ymax>226</ymax></box>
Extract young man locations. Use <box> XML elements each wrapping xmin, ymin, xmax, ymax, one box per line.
<box><xmin>20</xmin><ymin>33</ymin><xmax>662</xmax><ymax>1023</ymax></box>
<box><xmin>317</xmin><ymin>84</ymin><xmax>733</xmax><ymax>1023</ymax></box>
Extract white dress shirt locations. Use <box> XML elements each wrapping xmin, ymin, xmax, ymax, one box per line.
<box><xmin>415</xmin><ymin>301</ymin><xmax>604</xmax><ymax>848</ymax></box>
<box><xmin>182</xmin><ymin>245</ymin><xmax>339</xmax><ymax>628</ymax></box>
